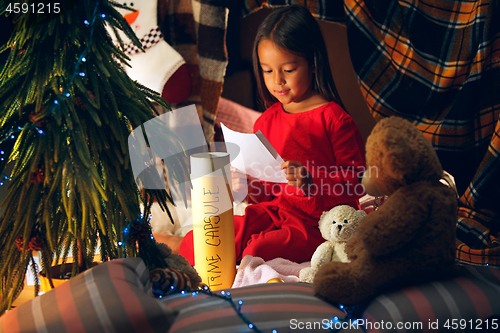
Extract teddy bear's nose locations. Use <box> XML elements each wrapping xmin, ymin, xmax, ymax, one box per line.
<box><xmin>337</xmin><ymin>225</ymin><xmax>342</xmax><ymax>232</ymax></box>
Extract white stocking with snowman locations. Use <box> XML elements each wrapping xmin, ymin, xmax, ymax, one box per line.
<box><xmin>113</xmin><ymin>0</ymin><xmax>191</xmax><ymax>104</ymax></box>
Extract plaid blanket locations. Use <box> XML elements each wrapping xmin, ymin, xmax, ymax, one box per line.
<box><xmin>242</xmin><ymin>0</ymin><xmax>346</xmax><ymax>21</ymax></box>
<box><xmin>244</xmin><ymin>0</ymin><xmax>500</xmax><ymax>266</ymax></box>
<box><xmin>159</xmin><ymin>0</ymin><xmax>228</xmax><ymax>142</ymax></box>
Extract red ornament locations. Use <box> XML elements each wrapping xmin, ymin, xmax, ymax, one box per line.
<box><xmin>74</xmin><ymin>91</ymin><xmax>96</xmax><ymax>111</ymax></box>
<box><xmin>29</xmin><ymin>106</ymin><xmax>47</xmax><ymax>128</ymax></box>
<box><xmin>73</xmin><ymin>97</ymin><xmax>85</xmax><ymax>110</ymax></box>
<box><xmin>129</xmin><ymin>221</ymin><xmax>150</xmax><ymax>243</ymax></box>
<box><xmin>16</xmin><ymin>235</ymin><xmax>24</xmax><ymax>251</ymax></box>
<box><xmin>9</xmin><ymin>43</ymin><xmax>25</xmax><ymax>55</ymax></box>
<box><xmin>30</xmin><ymin>164</ymin><xmax>45</xmax><ymax>184</ymax></box>
<box><xmin>28</xmin><ymin>235</ymin><xmax>44</xmax><ymax>251</ymax></box>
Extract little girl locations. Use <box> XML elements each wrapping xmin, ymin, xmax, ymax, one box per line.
<box><xmin>170</xmin><ymin>4</ymin><xmax>366</xmax><ymax>264</ymax></box>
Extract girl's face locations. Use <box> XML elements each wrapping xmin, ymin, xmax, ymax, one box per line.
<box><xmin>258</xmin><ymin>39</ymin><xmax>315</xmax><ymax>113</ymax></box>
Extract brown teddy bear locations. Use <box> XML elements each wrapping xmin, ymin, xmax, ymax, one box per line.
<box><xmin>313</xmin><ymin>116</ymin><xmax>458</xmax><ymax>306</ymax></box>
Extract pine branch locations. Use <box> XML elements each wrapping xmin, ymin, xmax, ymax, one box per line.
<box><xmin>0</xmin><ymin>0</ymin><xmax>186</xmax><ymax>311</ymax></box>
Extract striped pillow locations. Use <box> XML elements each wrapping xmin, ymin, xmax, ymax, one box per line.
<box><xmin>160</xmin><ymin>282</ymin><xmax>347</xmax><ymax>332</ymax></box>
<box><xmin>160</xmin><ymin>265</ymin><xmax>500</xmax><ymax>333</ymax></box>
<box><xmin>362</xmin><ymin>265</ymin><xmax>500</xmax><ymax>332</ymax></box>
<box><xmin>0</xmin><ymin>258</ymin><xmax>177</xmax><ymax>333</ymax></box>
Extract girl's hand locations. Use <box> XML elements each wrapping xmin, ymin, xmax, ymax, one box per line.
<box><xmin>281</xmin><ymin>160</ymin><xmax>312</xmax><ymax>190</ymax></box>
<box><xmin>231</xmin><ymin>166</ymin><xmax>264</xmax><ymax>203</ymax></box>
<box><xmin>231</xmin><ymin>166</ymin><xmax>248</xmax><ymax>193</ymax></box>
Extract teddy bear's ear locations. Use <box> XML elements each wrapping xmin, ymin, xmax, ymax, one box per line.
<box><xmin>356</xmin><ymin>210</ymin><xmax>368</xmax><ymax>220</ymax></box>
<box><xmin>369</xmin><ymin>126</ymin><xmax>413</xmax><ymax>182</ymax></box>
<box><xmin>318</xmin><ymin>210</ymin><xmax>330</xmax><ymax>228</ymax></box>
<box><xmin>381</xmin><ymin>133</ymin><xmax>414</xmax><ymax>181</ymax></box>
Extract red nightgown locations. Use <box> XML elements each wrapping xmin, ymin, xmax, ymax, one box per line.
<box><xmin>179</xmin><ymin>101</ymin><xmax>366</xmax><ymax>264</ymax></box>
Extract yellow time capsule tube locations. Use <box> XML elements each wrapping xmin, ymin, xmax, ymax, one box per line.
<box><xmin>190</xmin><ymin>152</ymin><xmax>236</xmax><ymax>290</ymax></box>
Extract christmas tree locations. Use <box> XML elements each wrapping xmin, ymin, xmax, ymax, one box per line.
<box><xmin>0</xmin><ymin>0</ymin><xmax>184</xmax><ymax>311</ymax></box>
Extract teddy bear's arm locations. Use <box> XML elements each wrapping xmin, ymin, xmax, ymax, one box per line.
<box><xmin>345</xmin><ymin>236</ymin><xmax>362</xmax><ymax>260</ymax></box>
<box><xmin>331</xmin><ymin>242</ymin><xmax>349</xmax><ymax>262</ymax></box>
<box><xmin>310</xmin><ymin>242</ymin><xmax>335</xmax><ymax>268</ymax></box>
<box><xmin>358</xmin><ymin>188</ymin><xmax>429</xmax><ymax>255</ymax></box>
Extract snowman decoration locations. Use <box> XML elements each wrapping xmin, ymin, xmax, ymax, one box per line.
<box><xmin>113</xmin><ymin>0</ymin><xmax>191</xmax><ymax>105</ymax></box>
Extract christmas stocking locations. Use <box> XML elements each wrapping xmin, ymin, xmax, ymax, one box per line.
<box><xmin>114</xmin><ymin>0</ymin><xmax>191</xmax><ymax>105</ymax></box>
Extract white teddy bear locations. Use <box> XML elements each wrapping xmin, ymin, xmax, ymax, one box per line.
<box><xmin>299</xmin><ymin>205</ymin><xmax>367</xmax><ymax>283</ymax></box>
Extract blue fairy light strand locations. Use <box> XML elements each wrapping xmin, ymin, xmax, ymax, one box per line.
<box><xmin>159</xmin><ymin>284</ymin><xmax>362</xmax><ymax>333</ymax></box>
<box><xmin>48</xmin><ymin>0</ymin><xmax>100</xmax><ymax>115</ymax></box>
<box><xmin>166</xmin><ymin>284</ymin><xmax>267</xmax><ymax>333</ymax></box>
<box><xmin>0</xmin><ymin>126</ymin><xmax>22</xmax><ymax>145</ymax></box>
<box><xmin>120</xmin><ymin>221</ymin><xmax>132</xmax><ymax>257</ymax></box>
<box><xmin>0</xmin><ymin>174</ymin><xmax>11</xmax><ymax>186</ymax></box>
<box><xmin>0</xmin><ymin>0</ymin><xmax>102</xmax><ymax>147</ymax></box>
<box><xmin>119</xmin><ymin>215</ymin><xmax>155</xmax><ymax>256</ymax></box>
<box><xmin>0</xmin><ymin>1</ymin><xmax>104</xmax><ymax>190</ymax></box>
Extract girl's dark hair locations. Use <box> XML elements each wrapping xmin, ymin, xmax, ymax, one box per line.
<box><xmin>252</xmin><ymin>5</ymin><xmax>345</xmax><ymax>111</ymax></box>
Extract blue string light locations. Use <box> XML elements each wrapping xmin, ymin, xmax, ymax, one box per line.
<box><xmin>120</xmin><ymin>217</ymin><xmax>155</xmax><ymax>256</ymax></box>
<box><xmin>120</xmin><ymin>221</ymin><xmax>133</xmax><ymax>257</ymax></box>
<box><xmin>0</xmin><ymin>173</ymin><xmax>11</xmax><ymax>186</ymax></box>
<box><xmin>0</xmin><ymin>0</ymin><xmax>104</xmax><ymax>190</ymax></box>
<box><xmin>163</xmin><ymin>285</ymin><xmax>268</xmax><ymax>333</ymax></box>
<box><xmin>156</xmin><ymin>283</ymin><xmax>363</xmax><ymax>333</ymax></box>
<box><xmin>0</xmin><ymin>0</ymin><xmax>102</xmax><ymax>147</ymax></box>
